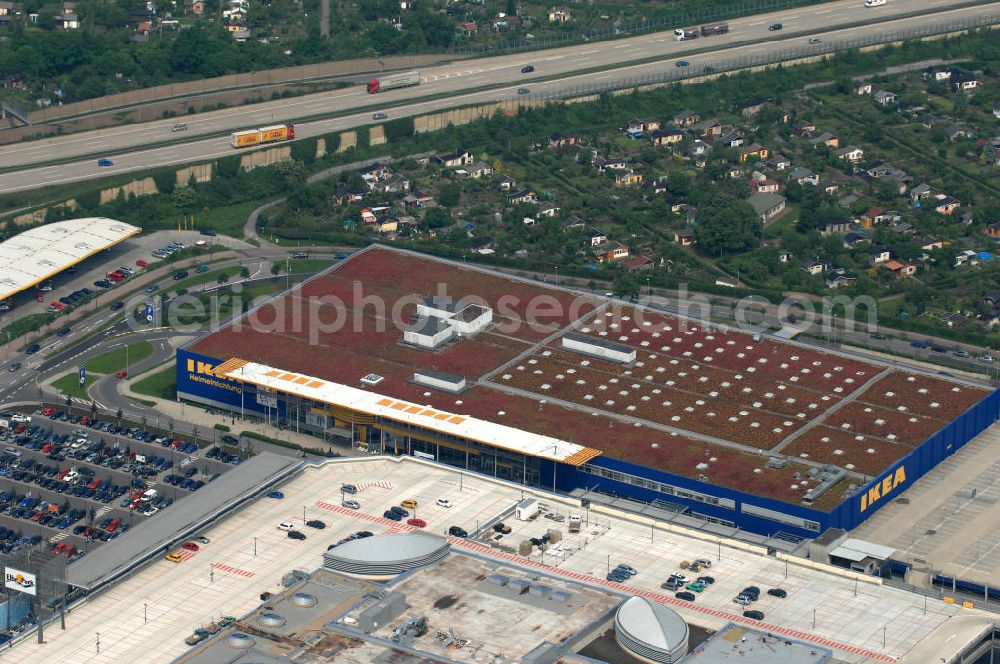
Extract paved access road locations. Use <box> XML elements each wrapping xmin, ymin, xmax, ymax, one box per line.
<box><xmin>0</xmin><ymin>0</ymin><xmax>996</xmax><ymax>193</ymax></box>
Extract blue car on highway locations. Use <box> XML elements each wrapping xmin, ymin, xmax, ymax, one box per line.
<box><xmin>97</xmin><ymin>158</ymin><xmax>113</xmax><ymax>167</ymax></box>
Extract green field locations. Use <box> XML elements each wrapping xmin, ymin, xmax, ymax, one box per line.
<box><xmin>287</xmin><ymin>258</ymin><xmax>338</xmax><ymax>274</ymax></box>
<box><xmin>170</xmin><ymin>266</ymin><xmax>244</xmax><ymax>293</ymax></box>
<box><xmin>51</xmin><ymin>372</ymin><xmax>98</xmax><ymax>400</ymax></box>
<box><xmin>192</xmin><ymin>199</ymin><xmax>269</xmax><ymax>239</ymax></box>
<box><xmin>131</xmin><ymin>363</ymin><xmax>177</xmax><ymax>400</ymax></box>
<box><xmin>84</xmin><ymin>340</ymin><xmax>154</xmax><ymax>374</ymax></box>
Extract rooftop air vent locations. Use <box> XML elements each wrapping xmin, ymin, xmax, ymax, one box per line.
<box><xmin>259</xmin><ymin>613</ymin><xmax>286</xmax><ymax>627</ymax></box>
<box><xmin>360</xmin><ymin>374</ymin><xmax>384</xmax><ymax>386</ymax></box>
<box><xmin>291</xmin><ymin>592</ymin><xmax>318</xmax><ymax>608</ymax></box>
<box><xmin>225</xmin><ymin>632</ymin><xmax>255</xmax><ymax>648</ymax></box>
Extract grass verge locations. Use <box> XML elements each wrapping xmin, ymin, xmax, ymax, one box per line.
<box><xmin>240</xmin><ymin>430</ymin><xmax>340</xmax><ymax>457</ymax></box>
<box><xmin>131</xmin><ymin>363</ymin><xmax>177</xmax><ymax>400</ymax></box>
<box><xmin>84</xmin><ymin>340</ymin><xmax>154</xmax><ymax>374</ymax></box>
<box><xmin>51</xmin><ymin>372</ymin><xmax>99</xmax><ymax>400</ymax></box>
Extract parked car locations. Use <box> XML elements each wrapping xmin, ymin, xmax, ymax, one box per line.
<box><xmin>181</xmin><ymin>542</ymin><xmax>199</xmax><ymax>551</ymax></box>
<box><xmin>448</xmin><ymin>525</ymin><xmax>468</xmax><ymax>538</ymax></box>
<box><xmin>407</xmin><ymin>518</ymin><xmax>427</xmax><ymax>528</ymax></box>
<box><xmin>287</xmin><ymin>530</ymin><xmax>306</xmax><ymax>540</ymax></box>
<box><xmin>266</xmin><ymin>491</ymin><xmax>284</xmax><ymax>499</ymax></box>
<box><xmin>436</xmin><ymin>498</ymin><xmax>453</xmax><ymax>508</ymax></box>
<box><xmin>743</xmin><ymin>610</ymin><xmax>765</xmax><ymax>620</ymax></box>
<box><xmin>383</xmin><ymin>509</ymin><xmax>402</xmax><ymax>521</ymax></box>
<box><xmin>341</xmin><ymin>484</ymin><xmax>358</xmax><ymax>494</ymax></box>
<box><xmin>342</xmin><ymin>499</ymin><xmax>361</xmax><ymax>510</ymax></box>
<box><xmin>277</xmin><ymin>521</ymin><xmax>295</xmax><ymax>531</ymax></box>
<box><xmin>401</xmin><ymin>499</ymin><xmax>418</xmax><ymax>509</ymax></box>
<box><xmin>615</xmin><ymin>564</ymin><xmax>638</xmax><ymax>577</ymax></box>
<box><xmin>305</xmin><ymin>519</ymin><xmax>326</xmax><ymax>529</ymax></box>
<box><xmin>767</xmin><ymin>588</ymin><xmax>787</xmax><ymax>598</ymax></box>
<box><xmin>165</xmin><ymin>552</ymin><xmax>183</xmax><ymax>563</ymax></box>
<box><xmin>675</xmin><ymin>591</ymin><xmax>696</xmax><ymax>601</ymax></box>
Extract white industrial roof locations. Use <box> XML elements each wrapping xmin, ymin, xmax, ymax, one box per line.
<box><xmin>0</xmin><ymin>217</ymin><xmax>141</xmax><ymax>302</ymax></box>
<box><xmin>828</xmin><ymin>538</ymin><xmax>896</xmax><ymax>562</ymax></box>
<box><xmin>218</xmin><ymin>360</ymin><xmax>602</xmax><ymax>465</ymax></box>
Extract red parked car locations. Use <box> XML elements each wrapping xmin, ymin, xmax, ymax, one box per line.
<box><xmin>181</xmin><ymin>542</ymin><xmax>199</xmax><ymax>551</ymax></box>
<box><xmin>406</xmin><ymin>518</ymin><xmax>427</xmax><ymax>528</ymax></box>
<box><xmin>43</xmin><ymin>408</ymin><xmax>55</xmax><ymax>417</ymax></box>
<box><xmin>106</xmin><ymin>519</ymin><xmax>121</xmax><ymax>532</ymax></box>
<box><xmin>136</xmin><ymin>260</ymin><xmax>149</xmax><ymax>267</ymax></box>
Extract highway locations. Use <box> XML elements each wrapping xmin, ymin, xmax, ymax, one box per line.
<box><xmin>0</xmin><ymin>0</ymin><xmax>997</xmax><ymax>194</ymax></box>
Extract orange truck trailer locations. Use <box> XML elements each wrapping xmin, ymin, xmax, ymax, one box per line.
<box><xmin>230</xmin><ymin>123</ymin><xmax>296</xmax><ymax>149</ymax></box>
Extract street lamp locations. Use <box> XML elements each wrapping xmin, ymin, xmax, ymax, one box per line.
<box><xmin>253</xmin><ymin>538</ymin><xmax>257</xmax><ymax>557</ymax></box>
<box><xmin>144</xmin><ymin>603</ymin><xmax>147</xmax><ymax>624</ymax></box>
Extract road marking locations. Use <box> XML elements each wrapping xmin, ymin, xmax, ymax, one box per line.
<box><xmin>211</xmin><ymin>562</ymin><xmax>255</xmax><ymax>578</ymax></box>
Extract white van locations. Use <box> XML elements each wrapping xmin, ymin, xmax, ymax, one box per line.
<box><xmin>142</xmin><ymin>489</ymin><xmax>157</xmax><ymax>502</ymax></box>
<box><xmin>864</xmin><ymin>0</ymin><xmax>886</xmax><ymax>6</ymax></box>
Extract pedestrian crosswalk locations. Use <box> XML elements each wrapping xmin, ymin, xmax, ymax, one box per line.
<box><xmin>48</xmin><ymin>533</ymin><xmax>68</xmax><ymax>543</ymax></box>
<box><xmin>95</xmin><ymin>505</ymin><xmax>114</xmax><ymax>519</ymax></box>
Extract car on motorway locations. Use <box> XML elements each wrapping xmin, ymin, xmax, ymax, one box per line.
<box><xmin>305</xmin><ymin>519</ymin><xmax>326</xmax><ymax>529</ymax></box>
<box><xmin>521</xmin><ymin>65</ymin><xmax>534</xmax><ymax>73</ymax></box>
<box><xmin>743</xmin><ymin>610</ymin><xmax>765</xmax><ymax>620</ymax></box>
<box><xmin>57</xmin><ymin>327</ymin><xmax>71</xmax><ymax>337</ymax></box>
<box><xmin>145</xmin><ymin>285</ymin><xmax>159</xmax><ymax>293</ymax></box>
<box><xmin>25</xmin><ymin>343</ymin><xmax>40</xmax><ymax>355</ymax></box>
<box><xmin>173</xmin><ymin>270</ymin><xmax>189</xmax><ymax>281</ymax></box>
<box><xmin>910</xmin><ymin>339</ymin><xmax>929</xmax><ymax>349</ymax></box>
<box><xmin>342</xmin><ymin>499</ymin><xmax>361</xmax><ymax>510</ymax></box>
<box><xmin>768</xmin><ymin>22</ymin><xmax>783</xmax><ymax>31</ymax></box>
<box><xmin>517</xmin><ymin>87</ymin><xmax>529</xmax><ymax>95</ymax></box>
<box><xmin>292</xmin><ymin>252</ymin><xmax>309</xmax><ymax>259</ymax></box>
<box><xmin>809</xmin><ymin>37</ymin><xmax>822</xmax><ymax>43</ymax></box>
<box><xmin>181</xmin><ymin>542</ymin><xmax>199</xmax><ymax>551</ymax></box>
<box><xmin>171</xmin><ymin>123</ymin><xmax>187</xmax><ymax>132</ymax></box>
<box><xmin>406</xmin><ymin>518</ymin><xmax>427</xmax><ymax>528</ymax></box>
<box><xmin>954</xmin><ymin>348</ymin><xmax>970</xmax><ymax>358</ymax></box>
<box><xmin>287</xmin><ymin>530</ymin><xmax>306</xmax><ymax>540</ymax></box>
<box><xmin>372</xmin><ymin>112</ymin><xmax>388</xmax><ymax>120</ymax></box>
<box><xmin>980</xmin><ymin>354</ymin><xmax>994</xmax><ymax>363</ymax></box>
<box><xmin>675</xmin><ymin>591</ymin><xmax>696</xmax><ymax>602</ymax></box>
<box><xmin>436</xmin><ymin>498</ymin><xmax>453</xmax><ymax>508</ymax></box>
<box><xmin>97</xmin><ymin>158</ymin><xmax>114</xmax><ymax>167</ymax></box>
<box><xmin>165</xmin><ymin>552</ymin><xmax>183</xmax><ymax>563</ymax></box>
<box><xmin>8</xmin><ymin>362</ymin><xmax>21</xmax><ymax>372</ymax></box>
<box><xmin>266</xmin><ymin>491</ymin><xmax>284</xmax><ymax>499</ymax></box>
<box><xmin>870</xmin><ymin>331</ymin><xmax>887</xmax><ymax>340</ymax></box>
<box><xmin>703</xmin><ymin>65</ymin><xmax>717</xmax><ymax>73</ymax></box>
<box><xmin>110</xmin><ymin>301</ymin><xmax>124</xmax><ymax>311</ymax></box>
<box><xmin>675</xmin><ymin>60</ymin><xmax>689</xmax><ymax>67</ymax></box>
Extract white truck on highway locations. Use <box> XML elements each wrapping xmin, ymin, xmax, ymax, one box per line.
<box><xmin>673</xmin><ymin>28</ymin><xmax>699</xmax><ymax>41</ymax></box>
<box><xmin>864</xmin><ymin>0</ymin><xmax>886</xmax><ymax>6</ymax></box>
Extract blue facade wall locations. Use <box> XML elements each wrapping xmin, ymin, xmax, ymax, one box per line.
<box><xmin>176</xmin><ymin>348</ymin><xmax>266</xmax><ymax>414</ymax></box>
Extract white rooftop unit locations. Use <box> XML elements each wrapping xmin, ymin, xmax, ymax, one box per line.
<box><xmin>561</xmin><ymin>332</ymin><xmax>637</xmax><ymax>364</ymax></box>
<box><xmin>403</xmin><ymin>316</ymin><xmax>453</xmax><ymax>349</ymax></box>
<box><xmin>515</xmin><ymin>498</ymin><xmax>539</xmax><ymax>521</ymax></box>
<box><xmin>413</xmin><ymin>370</ymin><xmax>467</xmax><ymax>394</ymax></box>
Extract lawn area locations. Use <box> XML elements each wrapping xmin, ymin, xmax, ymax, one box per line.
<box><xmin>51</xmin><ymin>372</ymin><xmax>98</xmax><ymax>400</ymax></box>
<box><xmin>288</xmin><ymin>258</ymin><xmax>338</xmax><ymax>274</ymax></box>
<box><xmin>170</xmin><ymin>266</ymin><xmax>244</xmax><ymax>293</ymax></box>
<box><xmin>84</xmin><ymin>340</ymin><xmax>154</xmax><ymax>374</ymax></box>
<box><xmin>131</xmin><ymin>363</ymin><xmax>177</xmax><ymax>400</ymax></box>
<box><xmin>194</xmin><ymin>199</ymin><xmax>269</xmax><ymax>239</ymax></box>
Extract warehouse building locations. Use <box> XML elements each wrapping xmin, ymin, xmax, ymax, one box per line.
<box><xmin>177</xmin><ymin>246</ymin><xmax>1000</xmax><ymax>540</ymax></box>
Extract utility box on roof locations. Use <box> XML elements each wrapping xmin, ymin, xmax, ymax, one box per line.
<box><xmin>515</xmin><ymin>498</ymin><xmax>539</xmax><ymax>521</ymax></box>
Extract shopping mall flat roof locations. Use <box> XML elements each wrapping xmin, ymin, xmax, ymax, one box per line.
<box><xmin>217</xmin><ymin>358</ymin><xmax>602</xmax><ymax>466</ymax></box>
<box><xmin>0</xmin><ymin>217</ymin><xmax>141</xmax><ymax>301</ymax></box>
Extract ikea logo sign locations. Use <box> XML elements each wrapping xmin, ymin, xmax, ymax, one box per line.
<box><xmin>859</xmin><ymin>465</ymin><xmax>907</xmax><ymax>513</ymax></box>
<box><xmin>187</xmin><ymin>359</ymin><xmax>216</xmax><ymax>376</ymax></box>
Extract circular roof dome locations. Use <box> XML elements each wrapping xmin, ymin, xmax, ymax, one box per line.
<box><xmin>291</xmin><ymin>592</ymin><xmax>317</xmax><ymax>608</ymax></box>
<box><xmin>225</xmin><ymin>632</ymin><xmax>255</xmax><ymax>649</ymax></box>
<box><xmin>615</xmin><ymin>596</ymin><xmax>689</xmax><ymax>663</ymax></box>
<box><xmin>322</xmin><ymin>532</ymin><xmax>450</xmax><ymax>579</ymax></box>
<box><xmin>258</xmin><ymin>613</ymin><xmax>286</xmax><ymax>627</ymax></box>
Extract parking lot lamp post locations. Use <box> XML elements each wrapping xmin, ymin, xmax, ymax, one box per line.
<box><xmin>606</xmin><ymin>555</ymin><xmax>610</xmax><ymax>574</ymax></box>
<box><xmin>784</xmin><ymin>559</ymin><xmax>788</xmax><ymax>579</ymax></box>
<box><xmin>96</xmin><ymin>633</ymin><xmax>100</xmax><ymax>654</ymax></box>
<box><xmin>854</xmin><ymin>578</ymin><xmax>858</xmax><ymax>597</ymax></box>
<box><xmin>718</xmin><ymin>540</ymin><xmax>722</xmax><ymax>562</ymax></box>
<box><xmin>144</xmin><ymin>603</ymin><xmax>147</xmax><ymax>624</ymax></box>
<box><xmin>253</xmin><ymin>538</ymin><xmax>257</xmax><ymax>557</ymax></box>
<box><xmin>302</xmin><ymin>506</ymin><xmax>306</xmax><ymax>525</ymax></box>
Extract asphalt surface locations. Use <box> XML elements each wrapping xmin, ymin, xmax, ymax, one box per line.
<box><xmin>0</xmin><ymin>0</ymin><xmax>996</xmax><ymax>193</ymax></box>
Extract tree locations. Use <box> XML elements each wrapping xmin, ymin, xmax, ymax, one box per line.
<box><xmin>217</xmin><ymin>272</ymin><xmax>230</xmax><ymax>286</ymax></box>
<box><xmin>438</xmin><ymin>183</ymin><xmax>462</xmax><ymax>208</ymax></box>
<box><xmin>613</xmin><ymin>272</ymin><xmax>640</xmax><ymax>300</ymax></box>
<box><xmin>421</xmin><ymin>207</ymin><xmax>452</xmax><ymax>230</ymax></box>
<box><xmin>693</xmin><ymin>194</ymin><xmax>762</xmax><ymax>256</ymax></box>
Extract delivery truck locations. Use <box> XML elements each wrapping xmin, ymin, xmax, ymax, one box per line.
<box><xmin>229</xmin><ymin>123</ymin><xmax>296</xmax><ymax>149</ymax></box>
<box><xmin>700</xmin><ymin>23</ymin><xmax>729</xmax><ymax>36</ymax></box>
<box><xmin>673</xmin><ymin>28</ymin><xmax>699</xmax><ymax>41</ymax></box>
<box><xmin>367</xmin><ymin>71</ymin><xmax>421</xmax><ymax>94</ymax></box>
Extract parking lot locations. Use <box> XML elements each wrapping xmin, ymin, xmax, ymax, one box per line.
<box><xmin>0</xmin><ymin>409</ymin><xmax>241</xmax><ymax>569</ymax></box>
<box><xmin>1</xmin><ymin>456</ymin><xmax>986</xmax><ymax>664</ymax></box>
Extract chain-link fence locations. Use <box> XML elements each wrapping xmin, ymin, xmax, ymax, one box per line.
<box><xmin>518</xmin><ymin>13</ymin><xmax>1000</xmax><ymax>104</ymax></box>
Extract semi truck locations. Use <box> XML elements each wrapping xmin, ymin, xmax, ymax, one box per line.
<box><xmin>700</xmin><ymin>23</ymin><xmax>729</xmax><ymax>36</ymax></box>
<box><xmin>367</xmin><ymin>71</ymin><xmax>421</xmax><ymax>94</ymax></box>
<box><xmin>229</xmin><ymin>123</ymin><xmax>296</xmax><ymax>149</ymax></box>
<box><xmin>673</xmin><ymin>28</ymin><xmax>699</xmax><ymax>41</ymax></box>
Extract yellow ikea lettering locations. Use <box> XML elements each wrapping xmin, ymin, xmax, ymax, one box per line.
<box><xmin>186</xmin><ymin>359</ymin><xmax>215</xmax><ymax>376</ymax></box>
<box><xmin>860</xmin><ymin>465</ymin><xmax>907</xmax><ymax>512</ymax></box>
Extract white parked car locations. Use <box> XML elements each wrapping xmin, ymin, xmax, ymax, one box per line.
<box><xmin>277</xmin><ymin>522</ymin><xmax>295</xmax><ymax>532</ymax></box>
<box><xmin>10</xmin><ymin>414</ymin><xmax>31</xmax><ymax>423</ymax></box>
<box><xmin>342</xmin><ymin>499</ymin><xmax>361</xmax><ymax>510</ymax></box>
<box><xmin>436</xmin><ymin>498</ymin><xmax>453</xmax><ymax>508</ymax></box>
